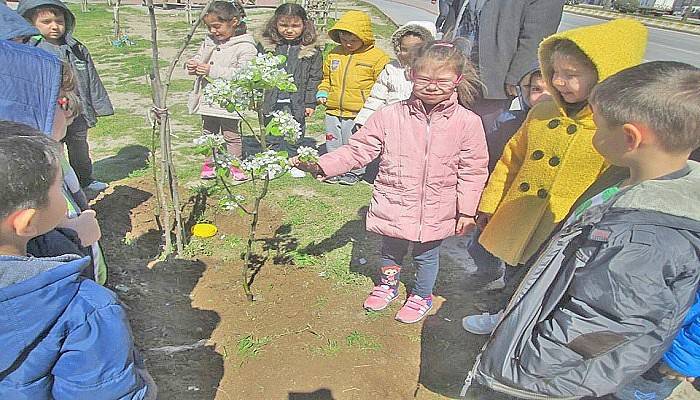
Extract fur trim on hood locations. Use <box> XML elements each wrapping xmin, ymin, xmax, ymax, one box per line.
<box><xmin>391</xmin><ymin>20</ymin><xmax>436</xmax><ymax>55</ymax></box>
<box><xmin>258</xmin><ymin>34</ymin><xmax>320</xmax><ymax>59</ymax></box>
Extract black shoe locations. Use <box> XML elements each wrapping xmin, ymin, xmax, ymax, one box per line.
<box><xmin>338</xmin><ymin>173</ymin><xmax>360</xmax><ymax>186</ymax></box>
<box><xmin>324</xmin><ymin>175</ymin><xmax>341</xmax><ymax>184</ymax></box>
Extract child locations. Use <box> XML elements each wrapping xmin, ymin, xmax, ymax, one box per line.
<box><xmin>466</xmin><ymin>61</ymin><xmax>700</xmax><ymax>400</ymax></box>
<box><xmin>18</xmin><ymin>0</ymin><xmax>114</xmax><ymax>193</ymax></box>
<box><xmin>354</xmin><ymin>21</ymin><xmax>436</xmax><ymax>127</ymax></box>
<box><xmin>259</xmin><ymin>3</ymin><xmax>322</xmax><ymax>177</ymax></box>
<box><xmin>186</xmin><ymin>0</ymin><xmax>257</xmax><ymax>180</ymax></box>
<box><xmin>294</xmin><ymin>41</ymin><xmax>488</xmax><ymax>324</ymax></box>
<box><xmin>462</xmin><ymin>20</ymin><xmax>648</xmax><ymax>334</ymax></box>
<box><xmin>316</xmin><ymin>10</ymin><xmax>390</xmax><ymax>185</ymax></box>
<box><xmin>0</xmin><ymin>123</ymin><xmax>156</xmax><ymax>399</ymax></box>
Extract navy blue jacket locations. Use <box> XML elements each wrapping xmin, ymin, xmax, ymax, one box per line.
<box><xmin>0</xmin><ymin>255</ymin><xmax>153</xmax><ymax>399</ymax></box>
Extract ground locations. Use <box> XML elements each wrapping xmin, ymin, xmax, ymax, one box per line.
<box><xmin>72</xmin><ymin>2</ymin><xmax>699</xmax><ymax>399</ymax></box>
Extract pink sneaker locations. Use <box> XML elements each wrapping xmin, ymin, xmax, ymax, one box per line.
<box><xmin>395</xmin><ymin>294</ymin><xmax>432</xmax><ymax>324</ymax></box>
<box><xmin>200</xmin><ymin>159</ymin><xmax>215</xmax><ymax>179</ymax></box>
<box><xmin>230</xmin><ymin>166</ymin><xmax>247</xmax><ymax>181</ymax></box>
<box><xmin>363</xmin><ymin>285</ymin><xmax>399</xmax><ymax>311</ymax></box>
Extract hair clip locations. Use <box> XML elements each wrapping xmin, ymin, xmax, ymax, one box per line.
<box><xmin>433</xmin><ymin>41</ymin><xmax>455</xmax><ymax>48</ymax></box>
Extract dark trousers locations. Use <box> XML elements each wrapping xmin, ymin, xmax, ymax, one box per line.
<box><xmin>380</xmin><ymin>236</ymin><xmax>442</xmax><ymax>298</ymax></box>
<box><xmin>64</xmin><ymin>116</ymin><xmax>94</xmax><ymax>188</ymax></box>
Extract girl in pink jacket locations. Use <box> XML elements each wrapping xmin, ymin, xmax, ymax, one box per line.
<box><xmin>293</xmin><ymin>41</ymin><xmax>489</xmax><ymax>323</ymax></box>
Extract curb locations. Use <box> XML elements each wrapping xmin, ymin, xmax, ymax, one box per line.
<box><xmin>565</xmin><ymin>5</ymin><xmax>700</xmax><ymax>35</ymax></box>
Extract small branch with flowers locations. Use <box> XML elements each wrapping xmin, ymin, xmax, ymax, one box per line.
<box><xmin>200</xmin><ymin>53</ymin><xmax>319</xmax><ymax>301</ymax></box>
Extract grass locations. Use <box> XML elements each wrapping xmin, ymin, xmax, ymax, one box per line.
<box><xmin>236</xmin><ymin>334</ymin><xmax>272</xmax><ymax>364</ymax></box>
<box><xmin>346</xmin><ymin>330</ymin><xmax>382</xmax><ymax>351</ymax></box>
<box><xmin>314</xmin><ymin>338</ymin><xmax>342</xmax><ymax>357</ymax></box>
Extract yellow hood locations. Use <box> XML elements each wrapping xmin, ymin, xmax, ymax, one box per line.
<box><xmin>539</xmin><ymin>19</ymin><xmax>648</xmax><ymax>110</ymax></box>
<box><xmin>328</xmin><ymin>10</ymin><xmax>375</xmax><ymax>46</ymax></box>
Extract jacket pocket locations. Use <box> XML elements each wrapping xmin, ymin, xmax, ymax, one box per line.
<box><xmin>369</xmin><ymin>184</ymin><xmax>403</xmax><ymax>223</ymax></box>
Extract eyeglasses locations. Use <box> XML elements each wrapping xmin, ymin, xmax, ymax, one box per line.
<box><xmin>58</xmin><ymin>96</ymin><xmax>70</xmax><ymax>111</ymax></box>
<box><xmin>411</xmin><ymin>73</ymin><xmax>463</xmax><ymax>90</ymax></box>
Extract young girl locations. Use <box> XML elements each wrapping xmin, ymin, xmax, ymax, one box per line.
<box><xmin>187</xmin><ymin>0</ymin><xmax>257</xmax><ymax>180</ymax></box>
<box><xmin>259</xmin><ymin>3</ymin><xmax>322</xmax><ymax>176</ymax></box>
<box><xmin>293</xmin><ymin>41</ymin><xmax>489</xmax><ymax>324</ymax></box>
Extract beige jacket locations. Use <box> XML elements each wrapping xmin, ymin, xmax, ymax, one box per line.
<box><xmin>189</xmin><ymin>33</ymin><xmax>258</xmax><ymax>118</ymax></box>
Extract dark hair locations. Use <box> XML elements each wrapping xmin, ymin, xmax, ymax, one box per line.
<box><xmin>262</xmin><ymin>3</ymin><xmax>317</xmax><ymax>46</ymax></box>
<box><xmin>25</xmin><ymin>5</ymin><xmax>65</xmax><ymax>23</ymax></box>
<box><xmin>590</xmin><ymin>61</ymin><xmax>700</xmax><ymax>154</ymax></box>
<box><xmin>409</xmin><ymin>40</ymin><xmax>482</xmax><ymax>108</ymax></box>
<box><xmin>0</xmin><ymin>121</ymin><xmax>61</xmax><ymax>220</ymax></box>
<box><xmin>549</xmin><ymin>39</ymin><xmax>598</xmax><ymax>80</ymax></box>
<box><xmin>205</xmin><ymin>0</ymin><xmax>247</xmax><ymax>34</ymax></box>
<box><xmin>60</xmin><ymin>62</ymin><xmax>82</xmax><ymax>119</ymax></box>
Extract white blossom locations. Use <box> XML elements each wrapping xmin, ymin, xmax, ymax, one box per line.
<box><xmin>269</xmin><ymin>111</ymin><xmax>302</xmax><ymax>142</ymax></box>
<box><xmin>193</xmin><ymin>133</ymin><xmax>226</xmax><ymax>148</ymax></box>
<box><xmin>297</xmin><ymin>146</ymin><xmax>319</xmax><ymax>163</ymax></box>
<box><xmin>239</xmin><ymin>150</ymin><xmax>290</xmax><ymax>179</ymax></box>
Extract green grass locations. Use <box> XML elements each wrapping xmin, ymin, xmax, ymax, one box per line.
<box><xmin>346</xmin><ymin>330</ymin><xmax>382</xmax><ymax>351</ymax></box>
<box><xmin>313</xmin><ymin>338</ymin><xmax>342</xmax><ymax>357</ymax></box>
<box><xmin>236</xmin><ymin>334</ymin><xmax>272</xmax><ymax>363</ymax></box>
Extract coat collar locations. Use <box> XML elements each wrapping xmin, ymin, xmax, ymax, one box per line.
<box><xmin>407</xmin><ymin>92</ymin><xmax>460</xmax><ymax>119</ymax></box>
<box><xmin>258</xmin><ymin>35</ymin><xmax>319</xmax><ymax>59</ymax></box>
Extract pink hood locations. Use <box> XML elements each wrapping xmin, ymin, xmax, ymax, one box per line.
<box><xmin>319</xmin><ymin>93</ymin><xmax>488</xmax><ymax>242</ymax></box>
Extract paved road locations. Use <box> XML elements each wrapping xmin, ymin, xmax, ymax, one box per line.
<box><xmin>363</xmin><ymin>0</ymin><xmax>699</xmax><ymax>66</ymax></box>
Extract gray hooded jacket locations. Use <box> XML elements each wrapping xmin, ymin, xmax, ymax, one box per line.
<box><xmin>17</xmin><ymin>0</ymin><xmax>114</xmax><ymax>127</ymax></box>
<box><xmin>466</xmin><ymin>161</ymin><xmax>700</xmax><ymax>399</ymax></box>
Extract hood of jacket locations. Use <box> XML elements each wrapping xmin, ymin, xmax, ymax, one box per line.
<box><xmin>538</xmin><ymin>19</ymin><xmax>647</xmax><ymax>113</ymax></box>
<box><xmin>0</xmin><ymin>2</ymin><xmax>39</xmax><ymax>39</ymax></box>
<box><xmin>0</xmin><ymin>254</ymin><xmax>88</xmax><ymax>370</ymax></box>
<box><xmin>328</xmin><ymin>10</ymin><xmax>374</xmax><ymax>46</ymax></box>
<box><xmin>390</xmin><ymin>20</ymin><xmax>436</xmax><ymax>55</ymax></box>
<box><xmin>17</xmin><ymin>0</ymin><xmax>75</xmax><ymax>37</ymax></box>
<box><xmin>609</xmin><ymin>161</ymin><xmax>700</xmax><ymax>230</ymax></box>
<box><xmin>257</xmin><ymin>34</ymin><xmax>320</xmax><ymax>59</ymax></box>
<box><xmin>516</xmin><ymin>62</ymin><xmax>541</xmax><ymax>110</ymax></box>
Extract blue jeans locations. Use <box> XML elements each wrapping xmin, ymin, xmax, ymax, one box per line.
<box><xmin>380</xmin><ymin>236</ymin><xmax>442</xmax><ymax>298</ymax></box>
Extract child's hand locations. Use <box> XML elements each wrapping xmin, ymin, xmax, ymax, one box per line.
<box><xmin>659</xmin><ymin>362</ymin><xmax>695</xmax><ymax>382</ymax></box>
<box><xmin>185</xmin><ymin>59</ymin><xmax>198</xmax><ymax>74</ymax></box>
<box><xmin>195</xmin><ymin>63</ymin><xmax>211</xmax><ymax>76</ymax></box>
<box><xmin>476</xmin><ymin>211</ymin><xmax>491</xmax><ymax>231</ymax></box>
<box><xmin>317</xmin><ymin>97</ymin><xmax>327</xmax><ymax>105</ymax></box>
<box><xmin>58</xmin><ymin>210</ymin><xmax>102</xmax><ymax>246</ymax></box>
<box><xmin>456</xmin><ymin>214</ymin><xmax>476</xmax><ymax>235</ymax></box>
<box><xmin>290</xmin><ymin>156</ymin><xmax>324</xmax><ymax>178</ymax></box>
<box><xmin>304</xmin><ymin>108</ymin><xmax>315</xmax><ymax>117</ymax></box>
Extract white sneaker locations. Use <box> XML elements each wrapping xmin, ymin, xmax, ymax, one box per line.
<box><xmin>462</xmin><ymin>310</ymin><xmax>504</xmax><ymax>335</ymax></box>
<box><xmin>289</xmin><ymin>167</ymin><xmax>306</xmax><ymax>178</ymax></box>
<box><xmin>84</xmin><ymin>180</ymin><xmax>108</xmax><ymax>192</ymax></box>
<box><xmin>483</xmin><ymin>275</ymin><xmax>506</xmax><ymax>291</ymax></box>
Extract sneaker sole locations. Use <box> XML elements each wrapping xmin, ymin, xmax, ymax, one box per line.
<box><xmin>338</xmin><ymin>181</ymin><xmax>358</xmax><ymax>186</ymax></box>
<box><xmin>395</xmin><ymin>303</ymin><xmax>433</xmax><ymax>324</ymax></box>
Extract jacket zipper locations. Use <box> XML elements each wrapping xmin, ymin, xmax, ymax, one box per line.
<box><xmin>418</xmin><ymin>115</ymin><xmax>431</xmax><ymax>240</ymax></box>
<box><xmin>338</xmin><ymin>54</ymin><xmax>353</xmax><ymax>114</ymax></box>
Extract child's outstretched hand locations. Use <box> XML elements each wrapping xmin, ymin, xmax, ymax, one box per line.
<box><xmin>456</xmin><ymin>214</ymin><xmax>476</xmax><ymax>235</ymax></box>
<box><xmin>659</xmin><ymin>362</ymin><xmax>695</xmax><ymax>383</ymax></box>
<box><xmin>290</xmin><ymin>156</ymin><xmax>325</xmax><ymax>179</ymax></box>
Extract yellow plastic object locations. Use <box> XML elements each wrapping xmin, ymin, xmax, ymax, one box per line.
<box><xmin>191</xmin><ymin>223</ymin><xmax>218</xmax><ymax>238</ymax></box>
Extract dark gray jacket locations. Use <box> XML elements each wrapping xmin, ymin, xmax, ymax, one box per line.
<box><xmin>259</xmin><ymin>36</ymin><xmax>323</xmax><ymax>124</ymax></box>
<box><xmin>17</xmin><ymin>0</ymin><xmax>114</xmax><ymax>127</ymax></box>
<box><xmin>447</xmin><ymin>0</ymin><xmax>564</xmax><ymax>99</ymax></box>
<box><xmin>465</xmin><ymin>161</ymin><xmax>700</xmax><ymax>399</ymax></box>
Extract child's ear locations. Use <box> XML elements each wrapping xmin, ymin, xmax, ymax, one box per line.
<box><xmin>7</xmin><ymin>209</ymin><xmax>41</xmax><ymax>238</ymax></box>
<box><xmin>622</xmin><ymin>123</ymin><xmax>644</xmax><ymax>151</ymax></box>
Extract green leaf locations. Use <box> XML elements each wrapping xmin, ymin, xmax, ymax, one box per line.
<box><xmin>216</xmin><ymin>166</ymin><xmax>230</xmax><ymax>178</ymax></box>
<box><xmin>276</xmin><ymin>150</ymin><xmax>289</xmax><ymax>158</ymax></box>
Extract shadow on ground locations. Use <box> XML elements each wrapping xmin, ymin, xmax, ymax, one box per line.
<box><xmin>93</xmin><ymin>144</ymin><xmax>150</xmax><ymax>183</ymax></box>
<box><xmin>93</xmin><ymin>182</ymin><xmax>224</xmax><ymax>399</ymax></box>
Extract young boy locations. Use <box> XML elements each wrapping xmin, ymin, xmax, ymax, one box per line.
<box><xmin>0</xmin><ymin>122</ymin><xmax>156</xmax><ymax>399</ymax></box>
<box><xmin>462</xmin><ymin>20</ymin><xmax>648</xmax><ymax>334</ymax></box>
<box><xmin>316</xmin><ymin>10</ymin><xmax>389</xmax><ymax>185</ymax></box>
<box><xmin>465</xmin><ymin>61</ymin><xmax>700</xmax><ymax>399</ymax></box>
<box><xmin>17</xmin><ymin>0</ymin><xmax>113</xmax><ymax>193</ymax></box>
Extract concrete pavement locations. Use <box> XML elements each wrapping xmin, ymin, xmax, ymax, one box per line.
<box><xmin>362</xmin><ymin>0</ymin><xmax>699</xmax><ymax>66</ymax></box>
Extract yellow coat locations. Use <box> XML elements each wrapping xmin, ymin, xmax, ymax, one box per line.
<box><xmin>478</xmin><ymin>19</ymin><xmax>648</xmax><ymax>265</ymax></box>
<box><xmin>317</xmin><ymin>11</ymin><xmax>390</xmax><ymax>118</ymax></box>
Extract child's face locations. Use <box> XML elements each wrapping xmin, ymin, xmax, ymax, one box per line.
<box><xmin>523</xmin><ymin>74</ymin><xmax>551</xmax><ymax>107</ymax></box>
<box><xmin>591</xmin><ymin>104</ymin><xmax>629</xmax><ymax>166</ymax></box>
<box><xmin>338</xmin><ymin>31</ymin><xmax>364</xmax><ymax>53</ymax></box>
<box><xmin>204</xmin><ymin>14</ymin><xmax>238</xmax><ymax>42</ymax></box>
<box><xmin>397</xmin><ymin>34</ymin><xmax>424</xmax><ymax>65</ymax></box>
<box><xmin>28</xmin><ymin>163</ymin><xmax>66</xmax><ymax>238</ymax></box>
<box><xmin>32</xmin><ymin>9</ymin><xmax>66</xmax><ymax>43</ymax></box>
<box><xmin>276</xmin><ymin>15</ymin><xmax>304</xmax><ymax>41</ymax></box>
<box><xmin>551</xmin><ymin>54</ymin><xmax>597</xmax><ymax>104</ymax></box>
<box><xmin>51</xmin><ymin>99</ymin><xmax>76</xmax><ymax>142</ymax></box>
<box><xmin>411</xmin><ymin>63</ymin><xmax>461</xmax><ymax>106</ymax></box>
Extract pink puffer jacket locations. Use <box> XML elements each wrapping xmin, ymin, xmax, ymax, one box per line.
<box><xmin>318</xmin><ymin>93</ymin><xmax>489</xmax><ymax>242</ymax></box>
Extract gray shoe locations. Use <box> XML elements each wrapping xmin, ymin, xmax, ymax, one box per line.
<box><xmin>338</xmin><ymin>173</ymin><xmax>360</xmax><ymax>186</ymax></box>
<box><xmin>324</xmin><ymin>175</ymin><xmax>340</xmax><ymax>184</ymax></box>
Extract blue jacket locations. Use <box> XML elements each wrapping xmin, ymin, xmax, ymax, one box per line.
<box><xmin>0</xmin><ymin>255</ymin><xmax>153</xmax><ymax>399</ymax></box>
<box><xmin>664</xmin><ymin>292</ymin><xmax>700</xmax><ymax>377</ymax></box>
<box><xmin>17</xmin><ymin>0</ymin><xmax>114</xmax><ymax>127</ymax></box>
<box><xmin>0</xmin><ymin>3</ymin><xmax>60</xmax><ymax>134</ymax></box>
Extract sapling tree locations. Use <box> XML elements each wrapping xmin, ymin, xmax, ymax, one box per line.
<box><xmin>200</xmin><ymin>53</ymin><xmax>319</xmax><ymax>301</ymax></box>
